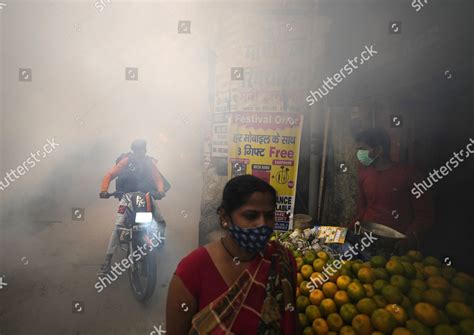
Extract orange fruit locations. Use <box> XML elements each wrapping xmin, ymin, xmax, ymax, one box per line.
<box><xmin>448</xmin><ymin>287</ymin><xmax>465</xmax><ymax>303</ymax></box>
<box><xmin>339</xmin><ymin>325</ymin><xmax>356</xmax><ymax>335</ymax></box>
<box><xmin>385</xmin><ymin>304</ymin><xmax>408</xmax><ymax>325</ymax></box>
<box><xmin>414</xmin><ymin>302</ymin><xmax>440</xmax><ymax>327</ymax></box>
<box><xmin>386</xmin><ymin>260</ymin><xmax>404</xmax><ymax>275</ymax></box>
<box><xmin>423</xmin><ymin>256</ymin><xmax>442</xmax><ymax>267</ymax></box>
<box><xmin>373</xmin><ymin>279</ymin><xmax>388</xmax><ymax>293</ymax></box>
<box><xmin>340</xmin><ymin>303</ymin><xmax>358</xmax><ymax>323</ymax></box>
<box><xmin>401</xmin><ymin>262</ymin><xmax>417</xmax><ymax>279</ymax></box>
<box><xmin>351</xmin><ymin>261</ymin><xmax>365</xmax><ymax>275</ymax></box>
<box><xmin>312</xmin><ymin>318</ymin><xmax>329</xmax><ymax>335</ymax></box>
<box><xmin>322</xmin><ymin>282</ymin><xmax>338</xmax><ymax>299</ymax></box>
<box><xmin>351</xmin><ymin>314</ymin><xmax>373</xmax><ymax>335</ymax></box>
<box><xmin>296</xmin><ymin>295</ymin><xmax>311</xmax><ymax>312</ymax></box>
<box><xmin>459</xmin><ymin>319</ymin><xmax>474</xmax><ymax>335</ymax></box>
<box><xmin>392</xmin><ymin>327</ymin><xmax>414</xmax><ymax>335</ymax></box>
<box><xmin>326</xmin><ymin>313</ymin><xmax>344</xmax><ymax>332</ymax></box>
<box><xmin>358</xmin><ymin>267</ymin><xmax>376</xmax><ymax>284</ymax></box>
<box><xmin>423</xmin><ymin>265</ymin><xmax>440</xmax><ymax>278</ymax></box>
<box><xmin>326</xmin><ymin>265</ymin><xmax>340</xmax><ymax>283</ymax></box>
<box><xmin>334</xmin><ymin>290</ymin><xmax>350</xmax><ymax>307</ymax></box>
<box><xmin>422</xmin><ymin>288</ymin><xmax>446</xmax><ymax>308</ymax></box>
<box><xmin>300</xmin><ymin>281</ymin><xmax>312</xmax><ymax>296</ymax></box>
<box><xmin>406</xmin><ymin>319</ymin><xmax>431</xmax><ymax>335</ymax></box>
<box><xmin>319</xmin><ymin>298</ymin><xmax>337</xmax><ymax>317</ymax></box>
<box><xmin>310</xmin><ymin>272</ymin><xmax>326</xmax><ymax>289</ymax></box>
<box><xmin>301</xmin><ymin>264</ymin><xmax>314</xmax><ymax>280</ymax></box>
<box><xmin>309</xmin><ymin>289</ymin><xmax>325</xmax><ymax>305</ymax></box>
<box><xmin>297</xmin><ymin>273</ymin><xmax>304</xmax><ymax>286</ymax></box>
<box><xmin>410</xmin><ymin>279</ymin><xmax>427</xmax><ymax>291</ymax></box>
<box><xmin>336</xmin><ymin>275</ymin><xmax>352</xmax><ymax>290</ymax></box>
<box><xmin>406</xmin><ymin>250</ymin><xmax>423</xmax><ymax>262</ymax></box>
<box><xmin>305</xmin><ymin>304</ymin><xmax>321</xmax><ymax>322</ymax></box>
<box><xmin>408</xmin><ymin>287</ymin><xmax>423</xmax><ymax>304</ymax></box>
<box><xmin>302</xmin><ymin>326</ymin><xmax>315</xmax><ymax>335</ymax></box>
<box><xmin>296</xmin><ymin>257</ymin><xmax>304</xmax><ymax>271</ymax></box>
<box><xmin>445</xmin><ymin>301</ymin><xmax>474</xmax><ymax>321</ymax></box>
<box><xmin>372</xmin><ymin>279</ymin><xmax>388</xmax><ymax>293</ymax></box>
<box><xmin>390</xmin><ymin>274</ymin><xmax>410</xmax><ymax>293</ymax></box>
<box><xmin>362</xmin><ymin>284</ymin><xmax>375</xmax><ymax>297</ymax></box>
<box><xmin>426</xmin><ymin>276</ymin><xmax>450</xmax><ymax>292</ymax></box>
<box><xmin>304</xmin><ymin>251</ymin><xmax>317</xmax><ymax>265</ymax></box>
<box><xmin>382</xmin><ymin>284</ymin><xmax>403</xmax><ymax>304</ymax></box>
<box><xmin>313</xmin><ymin>259</ymin><xmax>326</xmax><ymax>273</ymax></box>
<box><xmin>356</xmin><ymin>297</ymin><xmax>377</xmax><ymax>316</ymax></box>
<box><xmin>299</xmin><ymin>313</ymin><xmax>310</xmax><ymax>327</ymax></box>
<box><xmin>371</xmin><ymin>308</ymin><xmax>398</xmax><ymax>333</ymax></box>
<box><xmin>451</xmin><ymin>273</ymin><xmax>474</xmax><ymax>292</ymax></box>
<box><xmin>347</xmin><ymin>281</ymin><xmax>366</xmax><ymax>302</ymax></box>
<box><xmin>440</xmin><ymin>266</ymin><xmax>456</xmax><ymax>280</ymax></box>
<box><xmin>370</xmin><ymin>255</ymin><xmax>387</xmax><ymax>268</ymax></box>
<box><xmin>373</xmin><ymin>294</ymin><xmax>388</xmax><ymax>308</ymax></box>
<box><xmin>317</xmin><ymin>251</ymin><xmax>329</xmax><ymax>262</ymax></box>
<box><xmin>433</xmin><ymin>324</ymin><xmax>458</xmax><ymax>335</ymax></box>
<box><xmin>373</xmin><ymin>268</ymin><xmax>389</xmax><ymax>280</ymax></box>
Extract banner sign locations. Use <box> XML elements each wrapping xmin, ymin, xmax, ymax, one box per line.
<box><xmin>227</xmin><ymin>112</ymin><xmax>304</xmax><ymax>231</ymax></box>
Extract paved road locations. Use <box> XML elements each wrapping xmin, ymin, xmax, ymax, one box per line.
<box><xmin>0</xmin><ymin>193</ymin><xmax>200</xmax><ymax>335</ymax></box>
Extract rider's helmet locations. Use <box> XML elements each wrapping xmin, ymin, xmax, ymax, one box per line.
<box><xmin>131</xmin><ymin>139</ymin><xmax>147</xmax><ymax>159</ymax></box>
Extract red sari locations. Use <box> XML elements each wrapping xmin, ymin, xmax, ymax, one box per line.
<box><xmin>174</xmin><ymin>240</ymin><xmax>298</xmax><ymax>334</ymax></box>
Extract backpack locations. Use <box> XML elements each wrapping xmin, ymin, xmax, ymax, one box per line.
<box><xmin>115</xmin><ymin>152</ymin><xmax>171</xmax><ymax>194</ymax></box>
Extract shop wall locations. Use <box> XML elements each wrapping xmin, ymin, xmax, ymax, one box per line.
<box><xmin>199</xmin><ymin>2</ymin><xmax>331</xmax><ymax>244</ymax></box>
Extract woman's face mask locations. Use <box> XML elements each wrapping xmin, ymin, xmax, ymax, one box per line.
<box><xmin>227</xmin><ymin>222</ymin><xmax>273</xmax><ymax>252</ymax></box>
<box><xmin>357</xmin><ymin>149</ymin><xmax>377</xmax><ymax>166</ymax></box>
<box><xmin>225</xmin><ymin>191</ymin><xmax>275</xmax><ymax>252</ymax></box>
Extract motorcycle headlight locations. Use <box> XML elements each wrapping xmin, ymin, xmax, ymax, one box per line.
<box><xmin>135</xmin><ymin>212</ymin><xmax>153</xmax><ymax>225</ymax></box>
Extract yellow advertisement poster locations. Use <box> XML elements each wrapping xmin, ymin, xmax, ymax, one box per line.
<box><xmin>228</xmin><ymin>112</ymin><xmax>304</xmax><ymax>231</ymax></box>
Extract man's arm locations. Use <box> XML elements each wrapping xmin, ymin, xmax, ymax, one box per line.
<box><xmin>349</xmin><ymin>171</ymin><xmax>367</xmax><ymax>229</ymax></box>
<box><xmin>150</xmin><ymin>159</ymin><xmax>165</xmax><ymax>194</ymax></box>
<box><xmin>406</xmin><ymin>167</ymin><xmax>434</xmax><ymax>236</ymax></box>
<box><xmin>100</xmin><ymin>156</ymin><xmax>129</xmax><ymax>193</ymax></box>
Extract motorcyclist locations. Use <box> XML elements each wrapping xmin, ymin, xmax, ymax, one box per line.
<box><xmin>98</xmin><ymin>139</ymin><xmax>168</xmax><ymax>275</ymax></box>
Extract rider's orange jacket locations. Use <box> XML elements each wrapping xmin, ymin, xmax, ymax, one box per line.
<box><xmin>100</xmin><ymin>156</ymin><xmax>165</xmax><ymax>194</ymax></box>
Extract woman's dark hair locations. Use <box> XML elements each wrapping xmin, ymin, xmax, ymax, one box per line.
<box><xmin>217</xmin><ymin>175</ymin><xmax>277</xmax><ymax>215</ymax></box>
<box><xmin>355</xmin><ymin>127</ymin><xmax>391</xmax><ymax>158</ymax></box>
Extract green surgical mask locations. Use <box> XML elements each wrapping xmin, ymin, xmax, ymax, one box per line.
<box><xmin>357</xmin><ymin>149</ymin><xmax>376</xmax><ymax>166</ymax></box>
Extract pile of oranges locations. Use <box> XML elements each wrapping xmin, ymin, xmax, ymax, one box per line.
<box><xmin>293</xmin><ymin>249</ymin><xmax>474</xmax><ymax>335</ymax></box>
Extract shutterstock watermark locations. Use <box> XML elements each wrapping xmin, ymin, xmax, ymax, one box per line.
<box><xmin>411</xmin><ymin>0</ymin><xmax>430</xmax><ymax>12</ymax></box>
<box><xmin>306</xmin><ymin>44</ymin><xmax>378</xmax><ymax>106</ymax></box>
<box><xmin>306</xmin><ymin>231</ymin><xmax>378</xmax><ymax>292</ymax></box>
<box><xmin>149</xmin><ymin>324</ymin><xmax>167</xmax><ymax>335</ymax></box>
<box><xmin>94</xmin><ymin>0</ymin><xmax>111</xmax><ymax>12</ymax></box>
<box><xmin>411</xmin><ymin>138</ymin><xmax>474</xmax><ymax>199</ymax></box>
<box><xmin>0</xmin><ymin>138</ymin><xmax>60</xmax><ymax>192</ymax></box>
<box><xmin>94</xmin><ymin>231</ymin><xmax>165</xmax><ymax>293</ymax></box>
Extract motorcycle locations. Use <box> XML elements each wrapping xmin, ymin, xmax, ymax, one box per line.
<box><xmin>101</xmin><ymin>191</ymin><xmax>161</xmax><ymax>302</ymax></box>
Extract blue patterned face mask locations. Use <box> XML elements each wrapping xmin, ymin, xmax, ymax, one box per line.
<box><xmin>228</xmin><ymin>223</ymin><xmax>274</xmax><ymax>252</ymax></box>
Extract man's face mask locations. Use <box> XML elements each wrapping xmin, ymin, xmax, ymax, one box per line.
<box><xmin>357</xmin><ymin>149</ymin><xmax>377</xmax><ymax>166</ymax></box>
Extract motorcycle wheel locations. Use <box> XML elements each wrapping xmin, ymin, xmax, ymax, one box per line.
<box><xmin>127</xmin><ymin>243</ymin><xmax>157</xmax><ymax>302</ymax></box>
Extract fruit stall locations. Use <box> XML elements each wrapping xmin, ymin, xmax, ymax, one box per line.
<box><xmin>272</xmin><ymin>225</ymin><xmax>474</xmax><ymax>335</ymax></box>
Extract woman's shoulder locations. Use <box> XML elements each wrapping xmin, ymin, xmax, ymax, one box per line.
<box><xmin>174</xmin><ymin>246</ymin><xmax>213</xmax><ymax>297</ymax></box>
<box><xmin>176</xmin><ymin>246</ymin><xmax>211</xmax><ymax>270</ymax></box>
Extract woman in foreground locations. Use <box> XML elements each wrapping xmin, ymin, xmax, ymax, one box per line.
<box><xmin>166</xmin><ymin>175</ymin><xmax>299</xmax><ymax>334</ymax></box>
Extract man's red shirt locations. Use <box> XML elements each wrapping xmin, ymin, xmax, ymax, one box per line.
<box><xmin>353</xmin><ymin>163</ymin><xmax>434</xmax><ymax>235</ymax></box>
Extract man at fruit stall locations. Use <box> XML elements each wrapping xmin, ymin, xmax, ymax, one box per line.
<box><xmin>350</xmin><ymin>128</ymin><xmax>434</xmax><ymax>252</ymax></box>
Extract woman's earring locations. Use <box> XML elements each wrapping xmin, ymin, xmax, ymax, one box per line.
<box><xmin>222</xmin><ymin>221</ymin><xmax>228</xmax><ymax>227</ymax></box>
